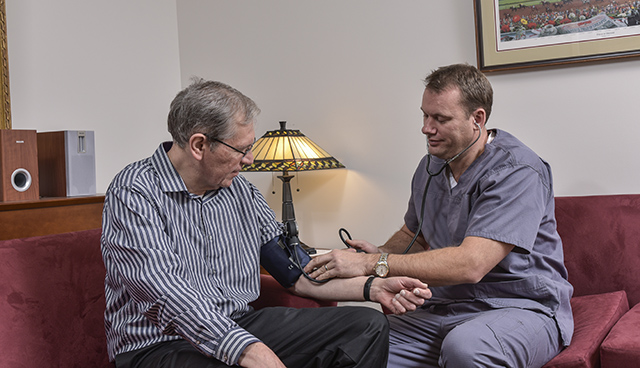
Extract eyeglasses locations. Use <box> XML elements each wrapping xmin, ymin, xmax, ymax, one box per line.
<box><xmin>211</xmin><ymin>137</ymin><xmax>256</xmax><ymax>158</ymax></box>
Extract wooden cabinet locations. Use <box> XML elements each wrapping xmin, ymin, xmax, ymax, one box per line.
<box><xmin>0</xmin><ymin>195</ymin><xmax>104</xmax><ymax>240</ymax></box>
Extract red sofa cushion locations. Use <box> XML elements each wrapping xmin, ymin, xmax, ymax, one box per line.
<box><xmin>543</xmin><ymin>290</ymin><xmax>629</xmax><ymax>368</ymax></box>
<box><xmin>555</xmin><ymin>195</ymin><xmax>640</xmax><ymax>307</ymax></box>
<box><xmin>0</xmin><ymin>229</ymin><xmax>111</xmax><ymax>368</ymax></box>
<box><xmin>251</xmin><ymin>274</ymin><xmax>338</xmax><ymax>310</ymax></box>
<box><xmin>600</xmin><ymin>302</ymin><xmax>640</xmax><ymax>367</ymax></box>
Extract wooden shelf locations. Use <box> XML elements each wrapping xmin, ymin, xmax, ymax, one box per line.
<box><xmin>0</xmin><ymin>195</ymin><xmax>104</xmax><ymax>240</ymax></box>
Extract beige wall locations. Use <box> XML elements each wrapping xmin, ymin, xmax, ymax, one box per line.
<box><xmin>8</xmin><ymin>1</ymin><xmax>640</xmax><ymax>247</ymax></box>
<box><xmin>7</xmin><ymin>0</ymin><xmax>181</xmax><ymax>191</ymax></box>
<box><xmin>176</xmin><ymin>1</ymin><xmax>640</xmax><ymax>247</ymax></box>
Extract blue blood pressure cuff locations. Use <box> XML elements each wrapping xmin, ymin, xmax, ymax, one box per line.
<box><xmin>260</xmin><ymin>235</ymin><xmax>311</xmax><ymax>288</ymax></box>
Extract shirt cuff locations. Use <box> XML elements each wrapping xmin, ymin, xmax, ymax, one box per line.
<box><xmin>212</xmin><ymin>326</ymin><xmax>261</xmax><ymax>365</ymax></box>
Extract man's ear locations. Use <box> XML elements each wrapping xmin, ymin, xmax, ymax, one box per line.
<box><xmin>471</xmin><ymin>109</ymin><xmax>487</xmax><ymax>129</ymax></box>
<box><xmin>189</xmin><ymin>133</ymin><xmax>208</xmax><ymax>161</ymax></box>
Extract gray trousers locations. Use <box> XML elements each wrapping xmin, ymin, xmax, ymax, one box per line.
<box><xmin>115</xmin><ymin>306</ymin><xmax>389</xmax><ymax>368</ymax></box>
<box><xmin>387</xmin><ymin>302</ymin><xmax>563</xmax><ymax>368</ymax></box>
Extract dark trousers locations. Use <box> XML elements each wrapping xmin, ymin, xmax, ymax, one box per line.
<box><xmin>115</xmin><ymin>306</ymin><xmax>389</xmax><ymax>368</ymax></box>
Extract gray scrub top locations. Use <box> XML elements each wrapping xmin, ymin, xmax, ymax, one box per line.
<box><xmin>405</xmin><ymin>129</ymin><xmax>574</xmax><ymax>346</ymax></box>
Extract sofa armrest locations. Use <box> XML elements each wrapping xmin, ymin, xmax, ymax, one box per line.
<box><xmin>600</xmin><ymin>302</ymin><xmax>640</xmax><ymax>367</ymax></box>
<box><xmin>250</xmin><ymin>274</ymin><xmax>337</xmax><ymax>310</ymax></box>
<box><xmin>543</xmin><ymin>290</ymin><xmax>629</xmax><ymax>368</ymax></box>
<box><xmin>0</xmin><ymin>229</ymin><xmax>110</xmax><ymax>368</ymax></box>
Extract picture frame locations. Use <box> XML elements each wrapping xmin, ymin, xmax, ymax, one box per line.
<box><xmin>474</xmin><ymin>0</ymin><xmax>640</xmax><ymax>72</ymax></box>
<box><xmin>0</xmin><ymin>0</ymin><xmax>11</xmax><ymax>129</ymax></box>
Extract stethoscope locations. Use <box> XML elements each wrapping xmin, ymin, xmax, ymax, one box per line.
<box><xmin>341</xmin><ymin>121</ymin><xmax>483</xmax><ymax>255</ymax></box>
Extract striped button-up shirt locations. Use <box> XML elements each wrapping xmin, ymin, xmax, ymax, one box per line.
<box><xmin>101</xmin><ymin>142</ymin><xmax>282</xmax><ymax>365</ymax></box>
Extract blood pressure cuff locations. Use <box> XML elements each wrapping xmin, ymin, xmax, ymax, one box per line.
<box><xmin>260</xmin><ymin>235</ymin><xmax>311</xmax><ymax>288</ymax></box>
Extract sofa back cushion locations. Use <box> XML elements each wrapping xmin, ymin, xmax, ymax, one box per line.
<box><xmin>555</xmin><ymin>194</ymin><xmax>640</xmax><ymax>307</ymax></box>
<box><xmin>0</xmin><ymin>228</ymin><xmax>110</xmax><ymax>368</ymax></box>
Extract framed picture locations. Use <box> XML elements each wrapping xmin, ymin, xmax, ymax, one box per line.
<box><xmin>0</xmin><ymin>0</ymin><xmax>11</xmax><ymax>129</ymax></box>
<box><xmin>474</xmin><ymin>0</ymin><xmax>640</xmax><ymax>72</ymax></box>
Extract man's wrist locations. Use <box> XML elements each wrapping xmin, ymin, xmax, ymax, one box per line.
<box><xmin>366</xmin><ymin>253</ymin><xmax>379</xmax><ymax>276</ymax></box>
<box><xmin>363</xmin><ymin>276</ymin><xmax>377</xmax><ymax>301</ymax></box>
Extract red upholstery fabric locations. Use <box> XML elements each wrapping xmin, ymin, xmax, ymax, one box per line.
<box><xmin>600</xmin><ymin>303</ymin><xmax>640</xmax><ymax>367</ymax></box>
<box><xmin>2</xmin><ymin>194</ymin><xmax>638</xmax><ymax>367</ymax></box>
<box><xmin>0</xmin><ymin>230</ymin><xmax>333</xmax><ymax>367</ymax></box>
<box><xmin>543</xmin><ymin>291</ymin><xmax>629</xmax><ymax>368</ymax></box>
<box><xmin>250</xmin><ymin>274</ymin><xmax>338</xmax><ymax>310</ymax></box>
<box><xmin>555</xmin><ymin>195</ymin><xmax>640</xmax><ymax>307</ymax></box>
<box><xmin>550</xmin><ymin>194</ymin><xmax>640</xmax><ymax>368</ymax></box>
<box><xmin>0</xmin><ymin>229</ymin><xmax>111</xmax><ymax>368</ymax></box>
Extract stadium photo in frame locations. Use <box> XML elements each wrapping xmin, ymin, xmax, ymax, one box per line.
<box><xmin>474</xmin><ymin>0</ymin><xmax>640</xmax><ymax>72</ymax></box>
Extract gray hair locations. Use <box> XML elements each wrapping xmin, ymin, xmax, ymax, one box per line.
<box><xmin>167</xmin><ymin>78</ymin><xmax>260</xmax><ymax>148</ymax></box>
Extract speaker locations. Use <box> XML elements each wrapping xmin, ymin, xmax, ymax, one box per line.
<box><xmin>0</xmin><ymin>129</ymin><xmax>40</xmax><ymax>202</ymax></box>
<box><xmin>37</xmin><ymin>130</ymin><xmax>96</xmax><ymax>197</ymax></box>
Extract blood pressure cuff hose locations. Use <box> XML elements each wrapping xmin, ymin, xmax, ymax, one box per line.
<box><xmin>260</xmin><ymin>235</ymin><xmax>311</xmax><ymax>288</ymax></box>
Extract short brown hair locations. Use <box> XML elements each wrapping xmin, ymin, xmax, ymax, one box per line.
<box><xmin>424</xmin><ymin>64</ymin><xmax>493</xmax><ymax>123</ymax></box>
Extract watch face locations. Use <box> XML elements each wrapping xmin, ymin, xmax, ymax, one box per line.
<box><xmin>375</xmin><ymin>264</ymin><xmax>389</xmax><ymax>277</ymax></box>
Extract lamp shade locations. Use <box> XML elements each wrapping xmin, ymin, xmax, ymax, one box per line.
<box><xmin>242</xmin><ymin>121</ymin><xmax>345</xmax><ymax>172</ymax></box>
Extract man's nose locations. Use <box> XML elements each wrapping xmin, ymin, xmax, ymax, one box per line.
<box><xmin>422</xmin><ymin>118</ymin><xmax>436</xmax><ymax>135</ymax></box>
<box><xmin>241</xmin><ymin>150</ymin><xmax>254</xmax><ymax>166</ymax></box>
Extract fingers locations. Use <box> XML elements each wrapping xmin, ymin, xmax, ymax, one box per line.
<box><xmin>345</xmin><ymin>238</ymin><xmax>363</xmax><ymax>250</ymax></box>
<box><xmin>306</xmin><ymin>263</ymin><xmax>331</xmax><ymax>280</ymax></box>
<box><xmin>413</xmin><ymin>287</ymin><xmax>432</xmax><ymax>299</ymax></box>
<box><xmin>304</xmin><ymin>249</ymin><xmax>369</xmax><ymax>280</ymax></box>
<box><xmin>303</xmin><ymin>254</ymin><xmax>329</xmax><ymax>274</ymax></box>
<box><xmin>390</xmin><ymin>295</ymin><xmax>407</xmax><ymax>314</ymax></box>
<box><xmin>346</xmin><ymin>239</ymin><xmax>380</xmax><ymax>254</ymax></box>
<box><xmin>304</xmin><ymin>254</ymin><xmax>337</xmax><ymax>280</ymax></box>
<box><xmin>401</xmin><ymin>277</ymin><xmax>429</xmax><ymax>291</ymax></box>
<box><xmin>303</xmin><ymin>256</ymin><xmax>320</xmax><ymax>273</ymax></box>
<box><xmin>390</xmin><ymin>289</ymin><xmax>426</xmax><ymax>314</ymax></box>
<box><xmin>385</xmin><ymin>277</ymin><xmax>431</xmax><ymax>314</ymax></box>
<box><xmin>398</xmin><ymin>289</ymin><xmax>424</xmax><ymax>306</ymax></box>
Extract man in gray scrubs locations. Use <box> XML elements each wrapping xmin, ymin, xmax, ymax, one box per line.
<box><xmin>305</xmin><ymin>64</ymin><xmax>573</xmax><ymax>368</ymax></box>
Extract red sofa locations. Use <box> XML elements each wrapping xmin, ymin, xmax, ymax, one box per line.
<box><xmin>543</xmin><ymin>194</ymin><xmax>640</xmax><ymax>368</ymax></box>
<box><xmin>0</xmin><ymin>228</ymin><xmax>334</xmax><ymax>367</ymax></box>
<box><xmin>0</xmin><ymin>194</ymin><xmax>638</xmax><ymax>367</ymax></box>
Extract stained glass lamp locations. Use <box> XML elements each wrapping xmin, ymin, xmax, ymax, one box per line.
<box><xmin>242</xmin><ymin>121</ymin><xmax>345</xmax><ymax>253</ymax></box>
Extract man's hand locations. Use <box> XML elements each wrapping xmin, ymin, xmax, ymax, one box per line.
<box><xmin>304</xmin><ymin>249</ymin><xmax>377</xmax><ymax>280</ymax></box>
<box><xmin>238</xmin><ymin>342</ymin><xmax>286</xmax><ymax>368</ymax></box>
<box><xmin>372</xmin><ymin>277</ymin><xmax>431</xmax><ymax>314</ymax></box>
<box><xmin>345</xmin><ymin>238</ymin><xmax>381</xmax><ymax>254</ymax></box>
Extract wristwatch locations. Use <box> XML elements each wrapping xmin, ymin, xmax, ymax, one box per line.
<box><xmin>374</xmin><ymin>253</ymin><xmax>389</xmax><ymax>277</ymax></box>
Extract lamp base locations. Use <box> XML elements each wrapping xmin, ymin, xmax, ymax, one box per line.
<box><xmin>279</xmin><ymin>172</ymin><xmax>317</xmax><ymax>255</ymax></box>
